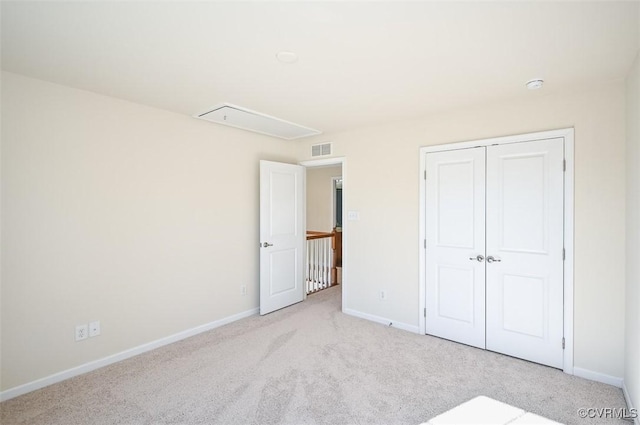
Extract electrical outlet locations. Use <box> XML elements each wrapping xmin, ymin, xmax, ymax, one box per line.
<box><xmin>380</xmin><ymin>290</ymin><xmax>387</xmax><ymax>300</ymax></box>
<box><xmin>75</xmin><ymin>324</ymin><xmax>88</xmax><ymax>341</ymax></box>
<box><xmin>241</xmin><ymin>285</ymin><xmax>247</xmax><ymax>296</ymax></box>
<box><xmin>89</xmin><ymin>321</ymin><xmax>101</xmax><ymax>337</ymax></box>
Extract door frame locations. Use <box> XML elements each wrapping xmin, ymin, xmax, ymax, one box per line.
<box><xmin>331</xmin><ymin>176</ymin><xmax>343</xmax><ymax>229</ymax></box>
<box><xmin>418</xmin><ymin>128</ymin><xmax>574</xmax><ymax>374</ymax></box>
<box><xmin>300</xmin><ymin>157</ymin><xmax>347</xmax><ymax>309</ymax></box>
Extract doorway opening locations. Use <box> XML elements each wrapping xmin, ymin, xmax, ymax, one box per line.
<box><xmin>301</xmin><ymin>157</ymin><xmax>346</xmax><ymax>309</ymax></box>
<box><xmin>333</xmin><ymin>176</ymin><xmax>343</xmax><ymax>229</ymax></box>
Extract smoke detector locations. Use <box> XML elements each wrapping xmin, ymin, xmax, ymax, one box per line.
<box><xmin>526</xmin><ymin>79</ymin><xmax>544</xmax><ymax>90</ymax></box>
<box><xmin>276</xmin><ymin>51</ymin><xmax>298</xmax><ymax>64</ymax></box>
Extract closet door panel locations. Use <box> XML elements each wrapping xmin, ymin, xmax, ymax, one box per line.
<box><xmin>425</xmin><ymin>147</ymin><xmax>486</xmax><ymax>349</ymax></box>
<box><xmin>485</xmin><ymin>138</ymin><xmax>564</xmax><ymax>369</ymax></box>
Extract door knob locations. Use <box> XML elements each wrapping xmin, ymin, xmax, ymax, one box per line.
<box><xmin>486</xmin><ymin>256</ymin><xmax>501</xmax><ymax>263</ymax></box>
<box><xmin>469</xmin><ymin>255</ymin><xmax>484</xmax><ymax>262</ymax></box>
<box><xmin>262</xmin><ymin>242</ymin><xmax>274</xmax><ymax>248</ymax></box>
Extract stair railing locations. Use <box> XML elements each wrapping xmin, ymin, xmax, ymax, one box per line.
<box><xmin>305</xmin><ymin>231</ymin><xmax>336</xmax><ymax>294</ymax></box>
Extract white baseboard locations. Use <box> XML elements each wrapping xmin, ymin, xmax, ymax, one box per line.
<box><xmin>0</xmin><ymin>307</ymin><xmax>259</xmax><ymax>402</ymax></box>
<box><xmin>623</xmin><ymin>381</ymin><xmax>640</xmax><ymax>425</ymax></box>
<box><xmin>343</xmin><ymin>308</ymin><xmax>421</xmax><ymax>334</ymax></box>
<box><xmin>573</xmin><ymin>367</ymin><xmax>623</xmax><ymax>388</ymax></box>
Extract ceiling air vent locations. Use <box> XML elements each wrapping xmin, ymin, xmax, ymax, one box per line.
<box><xmin>311</xmin><ymin>142</ymin><xmax>332</xmax><ymax>157</ymax></box>
<box><xmin>195</xmin><ymin>103</ymin><xmax>321</xmax><ymax>140</ymax></box>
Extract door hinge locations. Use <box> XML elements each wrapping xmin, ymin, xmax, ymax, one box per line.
<box><xmin>424</xmin><ymin>170</ymin><xmax>427</xmax><ymax>180</ymax></box>
<box><xmin>424</xmin><ymin>239</ymin><xmax>427</xmax><ymax>249</ymax></box>
<box><xmin>563</xmin><ymin>159</ymin><xmax>566</xmax><ymax>172</ymax></box>
<box><xmin>563</xmin><ymin>248</ymin><xmax>566</xmax><ymax>261</ymax></box>
<box><xmin>424</xmin><ymin>307</ymin><xmax>426</xmax><ymax>318</ymax></box>
<box><xmin>562</xmin><ymin>337</ymin><xmax>565</xmax><ymax>349</ymax></box>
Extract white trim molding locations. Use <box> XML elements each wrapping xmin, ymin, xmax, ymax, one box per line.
<box><xmin>299</xmin><ymin>156</ymin><xmax>345</xmax><ymax>168</ymax></box>
<box><xmin>419</xmin><ymin>128</ymin><xmax>575</xmax><ymax>375</ymax></box>
<box><xmin>574</xmin><ymin>367</ymin><xmax>623</xmax><ymax>388</ymax></box>
<box><xmin>623</xmin><ymin>381</ymin><xmax>640</xmax><ymax>425</ymax></box>
<box><xmin>343</xmin><ymin>308</ymin><xmax>421</xmax><ymax>334</ymax></box>
<box><xmin>0</xmin><ymin>307</ymin><xmax>259</xmax><ymax>402</ymax></box>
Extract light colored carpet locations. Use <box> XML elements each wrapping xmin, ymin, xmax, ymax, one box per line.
<box><xmin>1</xmin><ymin>286</ymin><xmax>629</xmax><ymax>425</ymax></box>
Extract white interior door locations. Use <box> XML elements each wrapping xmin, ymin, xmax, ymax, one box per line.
<box><xmin>425</xmin><ymin>147</ymin><xmax>486</xmax><ymax>349</ymax></box>
<box><xmin>485</xmin><ymin>139</ymin><xmax>564</xmax><ymax>368</ymax></box>
<box><xmin>259</xmin><ymin>160</ymin><xmax>305</xmax><ymax>315</ymax></box>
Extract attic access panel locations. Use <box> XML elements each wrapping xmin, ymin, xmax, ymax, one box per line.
<box><xmin>196</xmin><ymin>104</ymin><xmax>321</xmax><ymax>140</ymax></box>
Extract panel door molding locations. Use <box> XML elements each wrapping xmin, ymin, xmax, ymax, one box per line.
<box><xmin>485</xmin><ymin>139</ymin><xmax>565</xmax><ymax>368</ymax></box>
<box><xmin>425</xmin><ymin>147</ymin><xmax>486</xmax><ymax>349</ymax></box>
<box><xmin>420</xmin><ymin>129</ymin><xmax>573</xmax><ymax>372</ymax></box>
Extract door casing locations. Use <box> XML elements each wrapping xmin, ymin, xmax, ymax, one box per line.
<box><xmin>419</xmin><ymin>128</ymin><xmax>575</xmax><ymax>375</ymax></box>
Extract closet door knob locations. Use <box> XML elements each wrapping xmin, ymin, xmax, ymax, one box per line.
<box><xmin>486</xmin><ymin>256</ymin><xmax>501</xmax><ymax>263</ymax></box>
<box><xmin>469</xmin><ymin>255</ymin><xmax>484</xmax><ymax>262</ymax></box>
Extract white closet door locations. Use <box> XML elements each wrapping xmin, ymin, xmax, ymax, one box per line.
<box><xmin>485</xmin><ymin>139</ymin><xmax>564</xmax><ymax>368</ymax></box>
<box><xmin>425</xmin><ymin>147</ymin><xmax>486</xmax><ymax>349</ymax></box>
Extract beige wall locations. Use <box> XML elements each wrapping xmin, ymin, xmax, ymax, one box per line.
<box><xmin>0</xmin><ymin>72</ymin><xmax>295</xmax><ymax>391</ymax></box>
<box><xmin>296</xmin><ymin>83</ymin><xmax>627</xmax><ymax>379</ymax></box>
<box><xmin>306</xmin><ymin>166</ymin><xmax>341</xmax><ymax>232</ymax></box>
<box><xmin>0</xmin><ymin>71</ymin><xmax>633</xmax><ymax>393</ymax></box>
<box><xmin>625</xmin><ymin>50</ymin><xmax>640</xmax><ymax>410</ymax></box>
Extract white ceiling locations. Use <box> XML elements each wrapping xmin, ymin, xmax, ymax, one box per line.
<box><xmin>2</xmin><ymin>1</ymin><xmax>639</xmax><ymax>136</ymax></box>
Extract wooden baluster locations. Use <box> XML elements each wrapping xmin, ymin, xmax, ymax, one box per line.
<box><xmin>318</xmin><ymin>238</ymin><xmax>322</xmax><ymax>290</ymax></box>
<box><xmin>330</xmin><ymin>232</ymin><xmax>336</xmax><ymax>285</ymax></box>
<box><xmin>311</xmin><ymin>239</ymin><xmax>316</xmax><ymax>293</ymax></box>
<box><xmin>325</xmin><ymin>238</ymin><xmax>329</xmax><ymax>288</ymax></box>
<box><xmin>309</xmin><ymin>239</ymin><xmax>312</xmax><ymax>293</ymax></box>
<box><xmin>324</xmin><ymin>238</ymin><xmax>328</xmax><ymax>288</ymax></box>
<box><xmin>314</xmin><ymin>239</ymin><xmax>318</xmax><ymax>291</ymax></box>
<box><xmin>316</xmin><ymin>240</ymin><xmax>322</xmax><ymax>291</ymax></box>
<box><xmin>329</xmin><ymin>238</ymin><xmax>334</xmax><ymax>287</ymax></box>
<box><xmin>320</xmin><ymin>238</ymin><xmax>325</xmax><ymax>289</ymax></box>
<box><xmin>322</xmin><ymin>238</ymin><xmax>326</xmax><ymax>289</ymax></box>
<box><xmin>308</xmin><ymin>239</ymin><xmax>313</xmax><ymax>294</ymax></box>
<box><xmin>304</xmin><ymin>239</ymin><xmax>311</xmax><ymax>295</ymax></box>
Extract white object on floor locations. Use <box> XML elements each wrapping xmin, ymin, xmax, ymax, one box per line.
<box><xmin>422</xmin><ymin>396</ymin><xmax>563</xmax><ymax>425</ymax></box>
<box><xmin>510</xmin><ymin>412</ymin><xmax>563</xmax><ymax>424</ymax></box>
